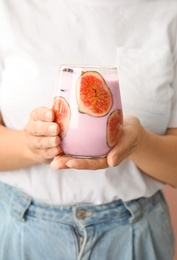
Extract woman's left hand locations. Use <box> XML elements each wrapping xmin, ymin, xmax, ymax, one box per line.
<box><xmin>50</xmin><ymin>115</ymin><xmax>142</xmax><ymax>170</ymax></box>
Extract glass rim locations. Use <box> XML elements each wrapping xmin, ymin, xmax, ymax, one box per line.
<box><xmin>59</xmin><ymin>64</ymin><xmax>117</xmax><ymax>71</ymax></box>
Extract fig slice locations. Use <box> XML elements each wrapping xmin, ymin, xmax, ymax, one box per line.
<box><xmin>107</xmin><ymin>109</ymin><xmax>123</xmax><ymax>148</ymax></box>
<box><xmin>76</xmin><ymin>71</ymin><xmax>113</xmax><ymax>117</ymax></box>
<box><xmin>52</xmin><ymin>96</ymin><xmax>71</xmax><ymax>139</ymax></box>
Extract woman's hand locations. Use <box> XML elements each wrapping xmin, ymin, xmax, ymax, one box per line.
<box><xmin>24</xmin><ymin>106</ymin><xmax>62</xmax><ymax>164</ymax></box>
<box><xmin>24</xmin><ymin>107</ymin><xmax>177</xmax><ymax>187</ymax></box>
<box><xmin>50</xmin><ymin>116</ymin><xmax>142</xmax><ymax>170</ymax></box>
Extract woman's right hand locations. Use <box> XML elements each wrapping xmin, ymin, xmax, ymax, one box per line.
<box><xmin>24</xmin><ymin>106</ymin><xmax>61</xmax><ymax>164</ymax></box>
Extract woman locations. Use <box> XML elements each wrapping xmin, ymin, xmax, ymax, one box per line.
<box><xmin>0</xmin><ymin>0</ymin><xmax>176</xmax><ymax>259</ymax></box>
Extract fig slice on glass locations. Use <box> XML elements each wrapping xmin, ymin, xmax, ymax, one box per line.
<box><xmin>76</xmin><ymin>71</ymin><xmax>113</xmax><ymax>117</ymax></box>
<box><xmin>52</xmin><ymin>96</ymin><xmax>71</xmax><ymax>139</ymax></box>
<box><xmin>107</xmin><ymin>109</ymin><xmax>123</xmax><ymax>147</ymax></box>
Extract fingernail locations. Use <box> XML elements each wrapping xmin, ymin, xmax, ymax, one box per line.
<box><xmin>50</xmin><ymin>137</ymin><xmax>56</xmax><ymax>146</ymax></box>
<box><xmin>45</xmin><ymin>112</ymin><xmax>52</xmax><ymax>121</ymax></box>
<box><xmin>109</xmin><ymin>154</ymin><xmax>118</xmax><ymax>167</ymax></box>
<box><xmin>50</xmin><ymin>160</ymin><xmax>59</xmax><ymax>170</ymax></box>
<box><xmin>66</xmin><ymin>161</ymin><xmax>73</xmax><ymax>168</ymax></box>
<box><xmin>48</xmin><ymin>125</ymin><xmax>57</xmax><ymax>134</ymax></box>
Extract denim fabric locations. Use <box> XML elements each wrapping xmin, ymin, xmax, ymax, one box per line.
<box><xmin>0</xmin><ymin>182</ymin><xmax>175</xmax><ymax>260</ymax></box>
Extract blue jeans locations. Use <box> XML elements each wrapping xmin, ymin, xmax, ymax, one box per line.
<box><xmin>0</xmin><ymin>182</ymin><xmax>175</xmax><ymax>260</ymax></box>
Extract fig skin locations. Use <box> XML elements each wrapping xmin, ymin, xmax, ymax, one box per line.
<box><xmin>76</xmin><ymin>71</ymin><xmax>113</xmax><ymax>117</ymax></box>
<box><xmin>52</xmin><ymin>96</ymin><xmax>71</xmax><ymax>139</ymax></box>
<box><xmin>107</xmin><ymin>109</ymin><xmax>123</xmax><ymax>148</ymax></box>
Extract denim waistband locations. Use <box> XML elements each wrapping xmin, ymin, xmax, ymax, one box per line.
<box><xmin>0</xmin><ymin>182</ymin><xmax>163</xmax><ymax>227</ymax></box>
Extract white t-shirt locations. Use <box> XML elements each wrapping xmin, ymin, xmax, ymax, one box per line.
<box><xmin>0</xmin><ymin>0</ymin><xmax>177</xmax><ymax>205</ymax></box>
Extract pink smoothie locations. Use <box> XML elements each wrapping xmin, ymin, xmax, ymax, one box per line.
<box><xmin>54</xmin><ymin>68</ymin><xmax>123</xmax><ymax>158</ymax></box>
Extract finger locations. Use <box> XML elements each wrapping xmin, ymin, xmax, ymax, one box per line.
<box><xmin>30</xmin><ymin>107</ymin><xmax>55</xmax><ymax>122</ymax></box>
<box><xmin>33</xmin><ymin>147</ymin><xmax>61</xmax><ymax>164</ymax></box>
<box><xmin>26</xmin><ymin>121</ymin><xmax>59</xmax><ymax>136</ymax></box>
<box><xmin>42</xmin><ymin>146</ymin><xmax>62</xmax><ymax>160</ymax></box>
<box><xmin>51</xmin><ymin>155</ymin><xmax>108</xmax><ymax>170</ymax></box>
<box><xmin>50</xmin><ymin>154</ymin><xmax>71</xmax><ymax>169</ymax></box>
<box><xmin>31</xmin><ymin>135</ymin><xmax>60</xmax><ymax>149</ymax></box>
<box><xmin>107</xmin><ymin>132</ymin><xmax>136</xmax><ymax>167</ymax></box>
<box><xmin>66</xmin><ymin>157</ymin><xmax>109</xmax><ymax>170</ymax></box>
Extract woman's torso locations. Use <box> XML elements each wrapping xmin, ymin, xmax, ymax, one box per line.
<box><xmin>0</xmin><ymin>0</ymin><xmax>176</xmax><ymax>205</ymax></box>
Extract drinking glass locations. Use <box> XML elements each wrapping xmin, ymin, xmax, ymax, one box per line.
<box><xmin>52</xmin><ymin>65</ymin><xmax>123</xmax><ymax>158</ymax></box>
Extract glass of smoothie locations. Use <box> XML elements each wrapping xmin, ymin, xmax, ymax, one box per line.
<box><xmin>52</xmin><ymin>65</ymin><xmax>123</xmax><ymax>158</ymax></box>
